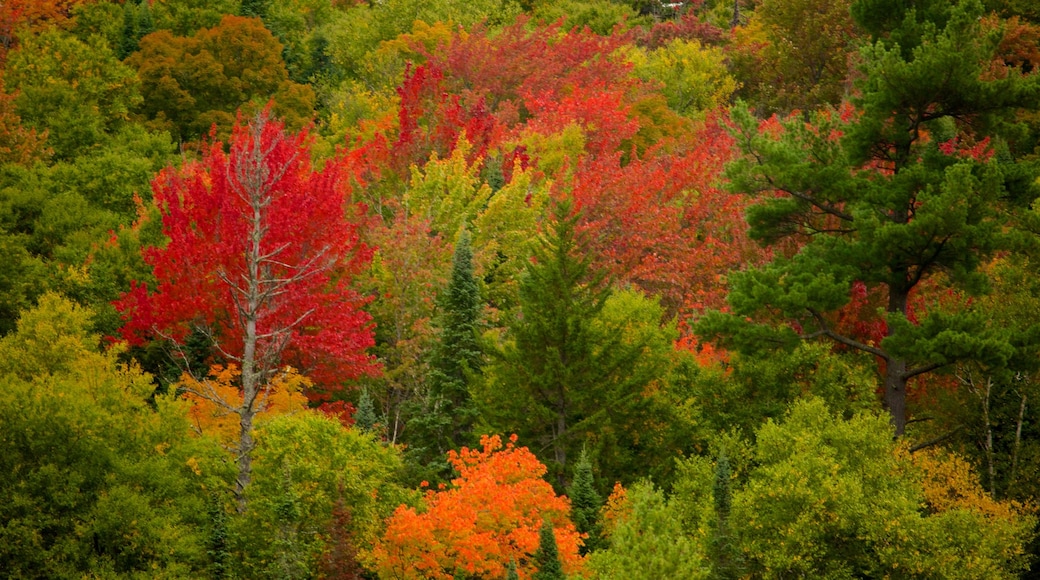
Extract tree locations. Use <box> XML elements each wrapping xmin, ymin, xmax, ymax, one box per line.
<box><xmin>407</xmin><ymin>229</ymin><xmax>483</xmax><ymax>471</ymax></box>
<box><xmin>532</xmin><ymin>519</ymin><xmax>566</xmax><ymax>580</ymax></box>
<box><xmin>482</xmin><ymin>199</ymin><xmax>679</xmax><ymax>488</ymax></box>
<box><xmin>129</xmin><ymin>15</ymin><xmax>315</xmax><ymax>142</ymax></box>
<box><xmin>0</xmin><ymin>294</ymin><xmax>231</xmax><ymax>577</ymax></box>
<box><xmin>370</xmin><ymin>434</ymin><xmax>584</xmax><ymax>580</ymax></box>
<box><xmin>229</xmin><ymin>412</ymin><xmax>410</xmax><ymax>578</ymax></box>
<box><xmin>116</xmin><ymin>111</ymin><xmax>376</xmax><ymax>509</ymax></box>
<box><xmin>5</xmin><ymin>28</ymin><xmax>141</xmax><ymax>160</ymax></box>
<box><xmin>567</xmin><ymin>448</ymin><xmax>603</xmax><ymax>555</ymax></box>
<box><xmin>700</xmin><ymin>0</ymin><xmax>1040</xmax><ymax>435</ymax></box>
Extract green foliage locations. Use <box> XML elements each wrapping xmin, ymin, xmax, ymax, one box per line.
<box><xmin>532</xmin><ymin>520</ymin><xmax>565</xmax><ymax>580</ymax></box>
<box><xmin>567</xmin><ymin>447</ymin><xmax>603</xmax><ymax>554</ymax></box>
<box><xmin>151</xmin><ymin>0</ymin><xmax>242</xmax><ymax>36</ymax></box>
<box><xmin>587</xmin><ymin>482</ymin><xmax>710</xmax><ymax>579</ymax></box>
<box><xmin>627</xmin><ymin>39</ymin><xmax>737</xmax><ymax>117</ymax></box>
<box><xmin>129</xmin><ymin>15</ymin><xmax>316</xmax><ymax>141</ymax></box>
<box><xmin>407</xmin><ymin>229</ymin><xmax>484</xmax><ymax>474</ymax></box>
<box><xmin>480</xmin><ymin>199</ymin><xmax>678</xmax><ymax>488</ymax></box>
<box><xmin>0</xmin><ymin>294</ymin><xmax>232</xmax><ymax>577</ymax></box>
<box><xmin>355</xmin><ymin>387</ymin><xmax>379</xmax><ymax>433</ymax></box>
<box><xmin>230</xmin><ymin>412</ymin><xmax>411</xmax><ymax>578</ymax></box>
<box><xmin>6</xmin><ymin>28</ymin><xmax>142</xmax><ymax>160</ymax></box>
<box><xmin>532</xmin><ymin>0</ymin><xmax>642</xmax><ymax>35</ymax></box>
<box><xmin>729</xmin><ymin>398</ymin><xmax>1034</xmax><ymax>578</ymax></box>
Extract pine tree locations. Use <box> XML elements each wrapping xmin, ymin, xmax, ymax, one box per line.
<box><xmin>505</xmin><ymin>558</ymin><xmax>520</xmax><ymax>580</ymax></box>
<box><xmin>568</xmin><ymin>447</ymin><xmax>603</xmax><ymax>554</ymax></box>
<box><xmin>532</xmin><ymin>519</ymin><xmax>566</xmax><ymax>580</ymax></box>
<box><xmin>700</xmin><ymin>0</ymin><xmax>1040</xmax><ymax>435</ymax></box>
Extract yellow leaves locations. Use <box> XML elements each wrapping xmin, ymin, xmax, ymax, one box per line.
<box><xmin>180</xmin><ymin>364</ymin><xmax>311</xmax><ymax>448</ymax></box>
<box><xmin>186</xmin><ymin>457</ymin><xmax>202</xmax><ymax>476</ymax></box>
<box><xmin>908</xmin><ymin>447</ymin><xmax>1028</xmax><ymax>520</ymax></box>
<box><xmin>405</xmin><ymin>133</ymin><xmax>492</xmax><ymax>237</ymax></box>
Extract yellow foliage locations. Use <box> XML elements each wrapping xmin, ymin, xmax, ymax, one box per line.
<box><xmin>180</xmin><ymin>364</ymin><xmax>311</xmax><ymax>448</ymax></box>
<box><xmin>902</xmin><ymin>446</ymin><xmax>1029</xmax><ymax>520</ymax></box>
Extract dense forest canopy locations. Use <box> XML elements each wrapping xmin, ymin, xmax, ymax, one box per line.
<box><xmin>2</xmin><ymin>0</ymin><xmax>1040</xmax><ymax>577</ymax></box>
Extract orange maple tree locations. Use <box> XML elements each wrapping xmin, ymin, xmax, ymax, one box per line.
<box><xmin>369</xmin><ymin>434</ymin><xmax>584</xmax><ymax>579</ymax></box>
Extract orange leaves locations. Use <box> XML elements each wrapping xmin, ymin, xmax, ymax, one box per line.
<box><xmin>371</xmin><ymin>435</ymin><xmax>584</xmax><ymax>579</ymax></box>
<box><xmin>181</xmin><ymin>364</ymin><xmax>310</xmax><ymax>446</ymax></box>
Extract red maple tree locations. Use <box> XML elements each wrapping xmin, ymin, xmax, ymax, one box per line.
<box><xmin>116</xmin><ymin>110</ymin><xmax>376</xmax><ymax>507</ymax></box>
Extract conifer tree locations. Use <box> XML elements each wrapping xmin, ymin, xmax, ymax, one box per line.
<box><xmin>700</xmin><ymin>0</ymin><xmax>1040</xmax><ymax>435</ymax></box>
<box><xmin>568</xmin><ymin>447</ymin><xmax>603</xmax><ymax>554</ymax></box>
<box><xmin>533</xmin><ymin>519</ymin><xmax>566</xmax><ymax>580</ymax></box>
<box><xmin>407</xmin><ymin>230</ymin><xmax>483</xmax><ymax>474</ymax></box>
<box><xmin>505</xmin><ymin>558</ymin><xmax>520</xmax><ymax>580</ymax></box>
<box><xmin>710</xmin><ymin>452</ymin><xmax>742</xmax><ymax>579</ymax></box>
<box><xmin>354</xmin><ymin>388</ymin><xmax>378</xmax><ymax>434</ymax></box>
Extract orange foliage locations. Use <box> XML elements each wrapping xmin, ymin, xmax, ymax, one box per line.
<box><xmin>901</xmin><ymin>446</ymin><xmax>1030</xmax><ymax>520</ymax></box>
<box><xmin>370</xmin><ymin>434</ymin><xmax>584</xmax><ymax>579</ymax></box>
<box><xmin>180</xmin><ymin>364</ymin><xmax>310</xmax><ymax>447</ymax></box>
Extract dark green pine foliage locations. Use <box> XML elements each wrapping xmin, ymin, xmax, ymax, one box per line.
<box><xmin>408</xmin><ymin>230</ymin><xmax>483</xmax><ymax>475</ymax></box>
<box><xmin>698</xmin><ymin>0</ymin><xmax>1040</xmax><ymax>435</ymax></box>
<box><xmin>505</xmin><ymin>558</ymin><xmax>520</xmax><ymax>580</ymax></box>
<box><xmin>486</xmin><ymin>198</ymin><xmax>611</xmax><ymax>488</ymax></box>
<box><xmin>710</xmin><ymin>452</ymin><xmax>742</xmax><ymax>579</ymax></box>
<box><xmin>118</xmin><ymin>0</ymin><xmax>154</xmax><ymax>59</ymax></box>
<box><xmin>532</xmin><ymin>519</ymin><xmax>566</xmax><ymax>580</ymax></box>
<box><xmin>354</xmin><ymin>388</ymin><xmax>378</xmax><ymax>434</ymax></box>
<box><xmin>239</xmin><ymin>0</ymin><xmax>271</xmax><ymax>19</ymax></box>
<box><xmin>568</xmin><ymin>447</ymin><xmax>603</xmax><ymax>554</ymax></box>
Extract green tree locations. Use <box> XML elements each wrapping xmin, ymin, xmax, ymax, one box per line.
<box><xmin>700</xmin><ymin>0</ymin><xmax>1040</xmax><ymax>435</ymax></box>
<box><xmin>407</xmin><ymin>229</ymin><xmax>483</xmax><ymax>472</ymax></box>
<box><xmin>567</xmin><ymin>447</ymin><xmax>603</xmax><ymax>554</ymax></box>
<box><xmin>229</xmin><ymin>412</ymin><xmax>410</xmax><ymax>579</ymax></box>
<box><xmin>0</xmin><ymin>294</ymin><xmax>232</xmax><ymax>577</ymax></box>
<box><xmin>354</xmin><ymin>387</ymin><xmax>379</xmax><ymax>433</ymax></box>
<box><xmin>532</xmin><ymin>519</ymin><xmax>565</xmax><ymax>580</ymax></box>
<box><xmin>5</xmin><ymin>28</ymin><xmax>141</xmax><ymax>160</ymax></box>
<box><xmin>481</xmin><ymin>199</ymin><xmax>675</xmax><ymax>488</ymax></box>
<box><xmin>586</xmin><ymin>482</ymin><xmax>710</xmax><ymax>580</ymax></box>
<box><xmin>129</xmin><ymin>15</ymin><xmax>315</xmax><ymax>141</ymax></box>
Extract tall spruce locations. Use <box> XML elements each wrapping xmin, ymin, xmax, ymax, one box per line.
<box><xmin>568</xmin><ymin>447</ymin><xmax>603</xmax><ymax>554</ymax></box>
<box><xmin>698</xmin><ymin>0</ymin><xmax>1040</xmax><ymax>435</ymax></box>
<box><xmin>532</xmin><ymin>519</ymin><xmax>566</xmax><ymax>580</ymax></box>
<box><xmin>354</xmin><ymin>388</ymin><xmax>378</xmax><ymax>434</ymax></box>
<box><xmin>408</xmin><ymin>230</ymin><xmax>483</xmax><ymax>473</ymax></box>
<box><xmin>484</xmin><ymin>198</ymin><xmax>611</xmax><ymax>487</ymax></box>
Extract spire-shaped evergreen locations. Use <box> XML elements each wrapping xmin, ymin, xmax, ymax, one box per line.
<box><xmin>568</xmin><ymin>447</ymin><xmax>603</xmax><ymax>554</ymax></box>
<box><xmin>532</xmin><ymin>519</ymin><xmax>565</xmax><ymax>580</ymax></box>
<box><xmin>407</xmin><ymin>230</ymin><xmax>484</xmax><ymax>476</ymax></box>
<box><xmin>354</xmin><ymin>388</ymin><xmax>378</xmax><ymax>434</ymax></box>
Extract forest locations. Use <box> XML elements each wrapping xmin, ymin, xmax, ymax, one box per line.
<box><xmin>2</xmin><ymin>0</ymin><xmax>1040</xmax><ymax>577</ymax></box>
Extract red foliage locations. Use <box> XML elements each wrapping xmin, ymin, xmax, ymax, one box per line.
<box><xmin>370</xmin><ymin>434</ymin><xmax>584</xmax><ymax>579</ymax></box>
<box><xmin>633</xmin><ymin>11</ymin><xmax>726</xmax><ymax>49</ymax></box>
<box><xmin>116</xmin><ymin>112</ymin><xmax>377</xmax><ymax>393</ymax></box>
<box><xmin>571</xmin><ymin>118</ymin><xmax>769</xmax><ymax>317</ymax></box>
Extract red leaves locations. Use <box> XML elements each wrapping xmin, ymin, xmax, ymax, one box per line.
<box><xmin>116</xmin><ymin>112</ymin><xmax>377</xmax><ymax>392</ymax></box>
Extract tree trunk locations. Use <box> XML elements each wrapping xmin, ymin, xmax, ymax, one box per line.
<box><xmin>885</xmin><ymin>284</ymin><xmax>910</xmax><ymax>436</ymax></box>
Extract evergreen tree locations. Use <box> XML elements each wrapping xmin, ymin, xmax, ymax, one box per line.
<box><xmin>699</xmin><ymin>0</ymin><xmax>1040</xmax><ymax>435</ymax></box>
<box><xmin>533</xmin><ymin>519</ymin><xmax>566</xmax><ymax>580</ymax></box>
<box><xmin>354</xmin><ymin>388</ymin><xmax>378</xmax><ymax>434</ymax></box>
<box><xmin>407</xmin><ymin>230</ymin><xmax>484</xmax><ymax>475</ymax></box>
<box><xmin>710</xmin><ymin>452</ymin><xmax>742</xmax><ymax>579</ymax></box>
<box><xmin>505</xmin><ymin>558</ymin><xmax>520</xmax><ymax>580</ymax></box>
<box><xmin>568</xmin><ymin>447</ymin><xmax>603</xmax><ymax>554</ymax></box>
<box><xmin>483</xmin><ymin>199</ymin><xmax>674</xmax><ymax>488</ymax></box>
